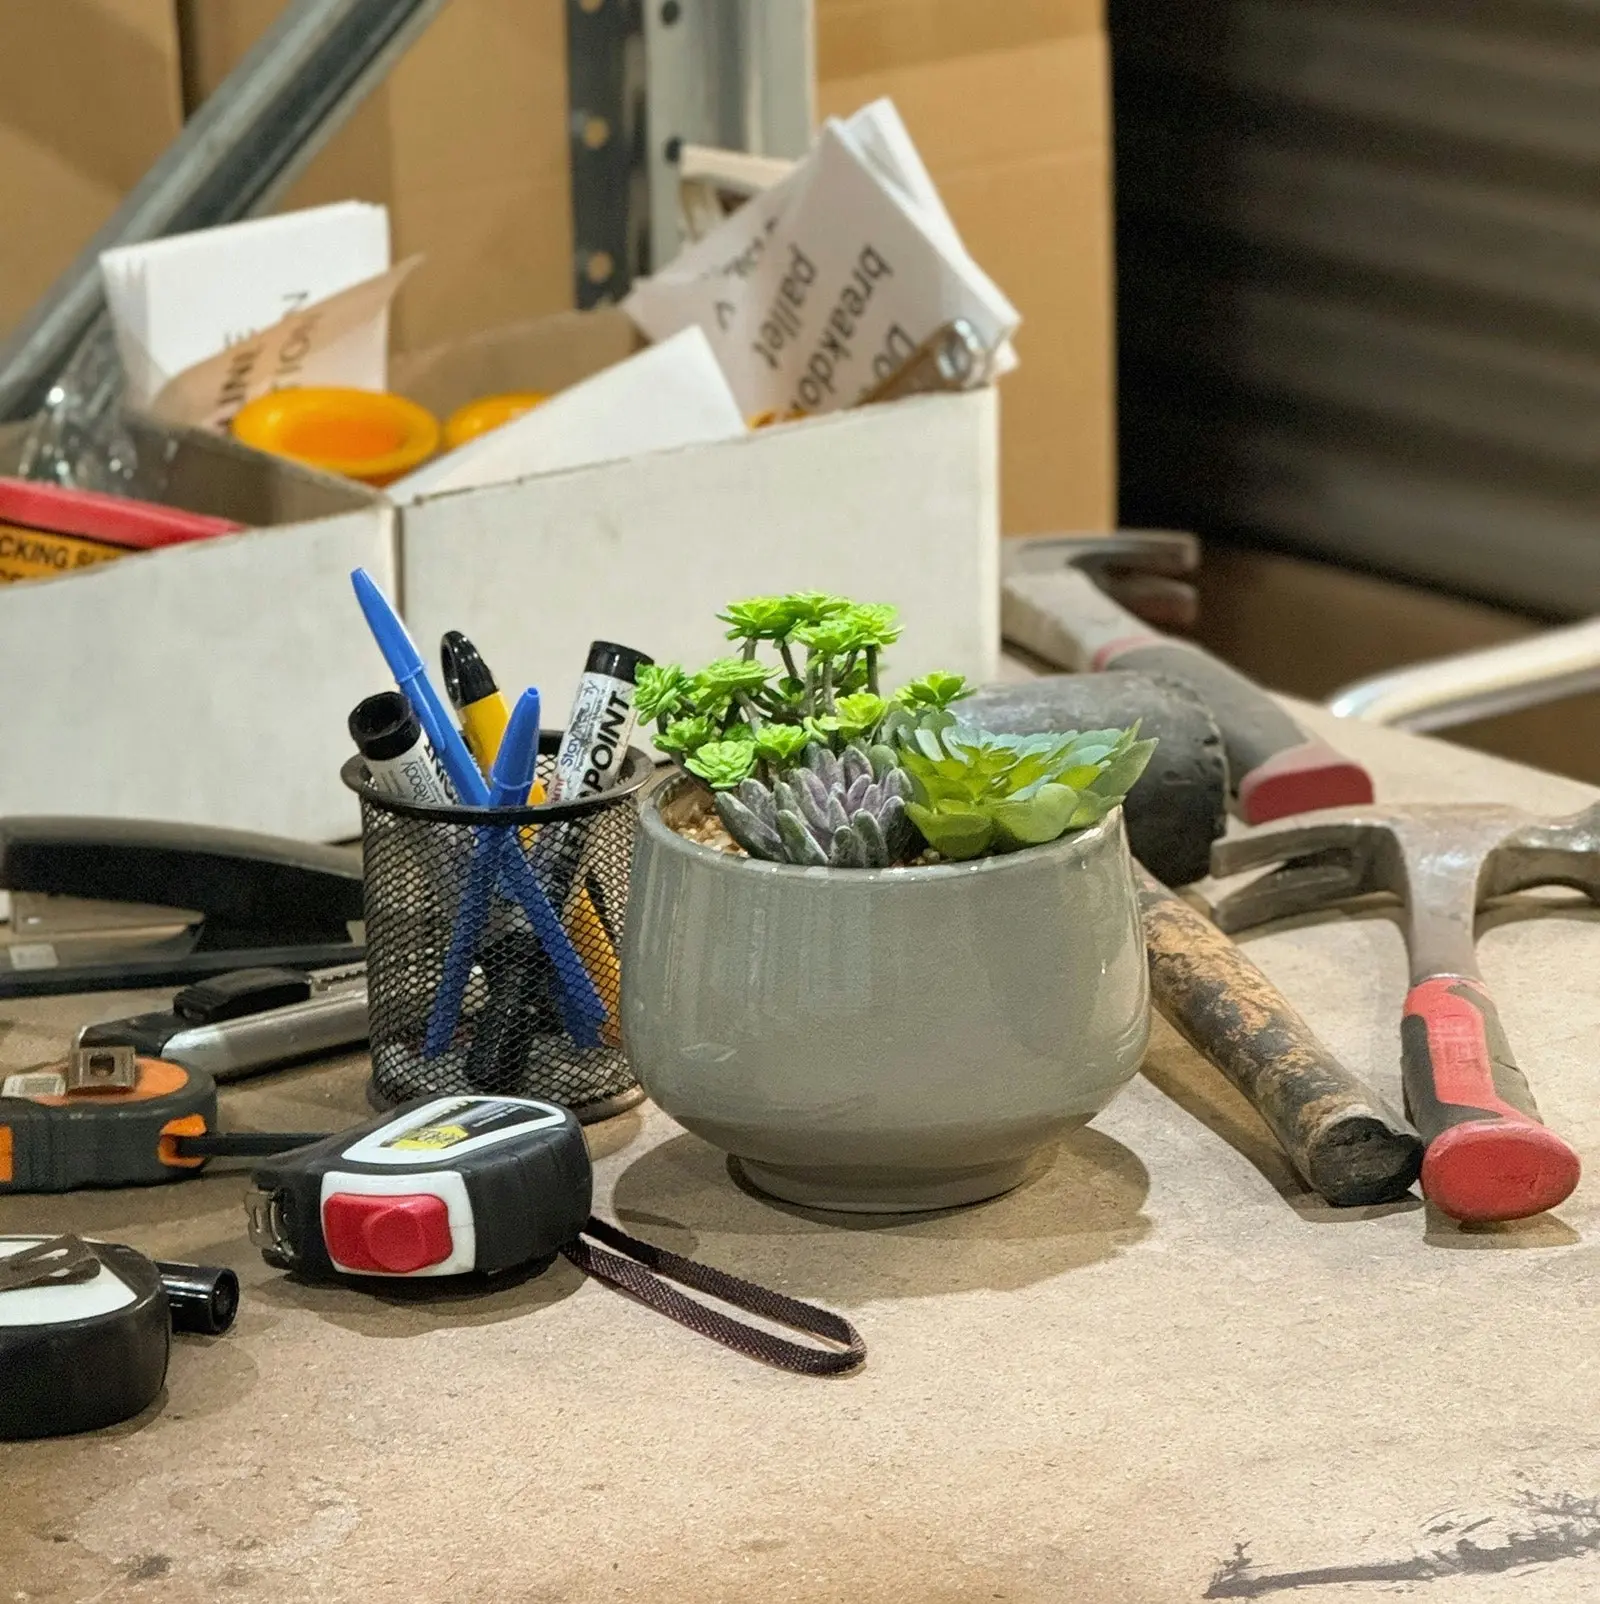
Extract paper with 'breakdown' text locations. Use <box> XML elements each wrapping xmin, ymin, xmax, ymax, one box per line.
<box><xmin>624</xmin><ymin>100</ymin><xmax>1020</xmax><ymax>419</ymax></box>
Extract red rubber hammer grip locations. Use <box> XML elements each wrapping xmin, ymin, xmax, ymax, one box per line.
<box><xmin>1401</xmin><ymin>976</ymin><xmax>1580</xmax><ymax>1222</ymax></box>
<box><xmin>1094</xmin><ymin>640</ymin><xmax>1374</xmax><ymax>822</ymax></box>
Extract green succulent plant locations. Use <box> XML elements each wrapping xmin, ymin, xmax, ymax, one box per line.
<box><xmin>785</xmin><ymin>591</ymin><xmax>851</xmax><ymax>626</ymax></box>
<box><xmin>691</xmin><ymin>655</ymin><xmax>773</xmax><ymax>715</ymax></box>
<box><xmin>833</xmin><ymin>692</ymin><xmax>889</xmax><ymax>740</ymax></box>
<box><xmin>894</xmin><ymin>713</ymin><xmax>1156</xmax><ymax>862</ymax></box>
<box><xmin>639</xmin><ymin>590</ymin><xmax>908</xmax><ymax>778</ymax></box>
<box><xmin>685</xmin><ymin>740</ymin><xmax>758</xmax><ymax>790</ymax></box>
<box><xmin>646</xmin><ymin>592</ymin><xmax>1156</xmax><ymax>870</ymax></box>
<box><xmin>636</xmin><ymin>662</ymin><xmax>691</xmax><ymax>724</ymax></box>
<box><xmin>717</xmin><ymin>596</ymin><xmax>800</xmax><ymax>643</ymax></box>
<box><xmin>753</xmin><ymin>723</ymin><xmax>809</xmax><ymax>768</ymax></box>
<box><xmin>839</xmin><ymin>602</ymin><xmax>903</xmax><ymax>650</ymax></box>
<box><xmin>655</xmin><ymin>713</ymin><xmax>719</xmax><ymax>758</ymax></box>
<box><xmin>714</xmin><ymin>742</ymin><xmax>916</xmax><ymax>868</ymax></box>
<box><xmin>892</xmin><ymin>672</ymin><xmax>973</xmax><ymax>713</ymax></box>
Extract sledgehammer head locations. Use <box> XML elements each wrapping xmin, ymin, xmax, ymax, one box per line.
<box><xmin>967</xmin><ymin>671</ymin><xmax>1227</xmax><ymax>886</ymax></box>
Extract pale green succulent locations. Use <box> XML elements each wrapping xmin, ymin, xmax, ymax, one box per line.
<box><xmin>717</xmin><ymin>596</ymin><xmax>801</xmax><ymax>642</ymax></box>
<box><xmin>642</xmin><ymin>591</ymin><xmax>908</xmax><ymax>776</ymax></box>
<box><xmin>753</xmin><ymin>723</ymin><xmax>809</xmax><ymax>768</ymax></box>
<box><xmin>894</xmin><ymin>713</ymin><xmax>1156</xmax><ymax>861</ymax></box>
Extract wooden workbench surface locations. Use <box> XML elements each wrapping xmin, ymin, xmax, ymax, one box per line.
<box><xmin>5</xmin><ymin>708</ymin><xmax>1600</xmax><ymax>1604</ymax></box>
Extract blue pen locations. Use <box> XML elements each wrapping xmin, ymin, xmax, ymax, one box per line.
<box><xmin>423</xmin><ymin>689</ymin><xmax>606</xmax><ymax>1056</ymax></box>
<box><xmin>350</xmin><ymin>567</ymin><xmax>488</xmax><ymax>806</ymax></box>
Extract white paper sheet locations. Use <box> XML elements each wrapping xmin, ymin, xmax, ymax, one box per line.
<box><xmin>100</xmin><ymin>201</ymin><xmax>394</xmax><ymax>416</ymax></box>
<box><xmin>148</xmin><ymin>259</ymin><xmax>420</xmax><ymax>434</ymax></box>
<box><xmin>388</xmin><ymin>326</ymin><xmax>747</xmax><ymax>503</ymax></box>
<box><xmin>624</xmin><ymin>101</ymin><xmax>1020</xmax><ymax>415</ymax></box>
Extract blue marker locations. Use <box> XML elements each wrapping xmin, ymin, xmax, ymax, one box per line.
<box><xmin>424</xmin><ymin>688</ymin><xmax>605</xmax><ymax>1056</ymax></box>
<box><xmin>350</xmin><ymin>567</ymin><xmax>488</xmax><ymax>806</ymax></box>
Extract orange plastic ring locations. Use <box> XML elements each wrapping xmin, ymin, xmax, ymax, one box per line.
<box><xmin>442</xmin><ymin>391</ymin><xmax>549</xmax><ymax>450</ymax></box>
<box><xmin>231</xmin><ymin>387</ymin><xmax>440</xmax><ymax>486</ymax></box>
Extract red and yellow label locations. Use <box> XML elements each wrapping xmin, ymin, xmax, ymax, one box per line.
<box><xmin>0</xmin><ymin>518</ymin><xmax>126</xmax><ymax>584</ymax></box>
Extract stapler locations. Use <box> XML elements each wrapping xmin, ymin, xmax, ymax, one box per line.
<box><xmin>0</xmin><ymin>818</ymin><xmax>363</xmax><ymax>997</ymax></box>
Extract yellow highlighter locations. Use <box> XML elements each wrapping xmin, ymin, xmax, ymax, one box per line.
<box><xmin>440</xmin><ymin>631</ymin><xmax>546</xmax><ymax>800</ymax></box>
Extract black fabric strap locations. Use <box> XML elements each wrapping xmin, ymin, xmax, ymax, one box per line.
<box><xmin>563</xmin><ymin>1216</ymin><xmax>865</xmax><ymax>1377</ymax></box>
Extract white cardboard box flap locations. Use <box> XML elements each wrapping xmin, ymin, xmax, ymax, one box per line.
<box><xmin>390</xmin><ymin>327</ymin><xmax>745</xmax><ymax>503</ymax></box>
<box><xmin>0</xmin><ymin>504</ymin><xmax>394</xmax><ymax>839</ymax></box>
<box><xmin>399</xmin><ymin>387</ymin><xmax>999</xmax><ymax>723</ymax></box>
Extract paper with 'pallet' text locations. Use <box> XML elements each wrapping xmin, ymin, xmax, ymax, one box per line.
<box><xmin>624</xmin><ymin>100</ymin><xmax>1019</xmax><ymax>418</ymax></box>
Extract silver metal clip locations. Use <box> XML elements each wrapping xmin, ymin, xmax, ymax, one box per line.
<box><xmin>860</xmin><ymin>319</ymin><xmax>989</xmax><ymax>406</ymax></box>
<box><xmin>65</xmin><ymin>1042</ymin><xmax>139</xmax><ymax>1093</ymax></box>
<box><xmin>0</xmin><ymin>1233</ymin><xmax>101</xmax><ymax>1293</ymax></box>
<box><xmin>245</xmin><ymin>1189</ymin><xmax>295</xmax><ymax>1265</ymax></box>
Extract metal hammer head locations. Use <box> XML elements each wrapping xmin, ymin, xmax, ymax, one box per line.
<box><xmin>1209</xmin><ymin>801</ymin><xmax>1600</xmax><ymax>969</ymax></box>
<box><xmin>1003</xmin><ymin>530</ymin><xmax>1201</xmax><ymax>630</ymax></box>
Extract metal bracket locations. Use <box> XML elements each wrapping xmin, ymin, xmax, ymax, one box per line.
<box><xmin>642</xmin><ymin>0</ymin><xmax>815</xmax><ymax>273</ymax></box>
<box><xmin>0</xmin><ymin>1235</ymin><xmax>101</xmax><ymax>1294</ymax></box>
<box><xmin>567</xmin><ymin>0</ymin><xmax>647</xmax><ymax>308</ymax></box>
<box><xmin>65</xmin><ymin>1043</ymin><xmax>139</xmax><ymax>1093</ymax></box>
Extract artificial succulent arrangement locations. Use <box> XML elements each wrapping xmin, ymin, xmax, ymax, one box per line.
<box><xmin>637</xmin><ymin>592</ymin><xmax>1156</xmax><ymax>867</ymax></box>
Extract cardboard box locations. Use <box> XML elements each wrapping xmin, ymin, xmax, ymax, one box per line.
<box><xmin>0</xmin><ymin>0</ymin><xmax>184</xmax><ymax>337</ymax></box>
<box><xmin>392</xmin><ymin>309</ymin><xmax>1001</xmax><ymax>724</ymax></box>
<box><xmin>0</xmin><ymin>418</ymin><xmax>391</xmax><ymax>840</ymax></box>
<box><xmin>177</xmin><ymin>0</ymin><xmax>575</xmax><ymax>352</ymax></box>
<box><xmin>817</xmin><ymin>0</ymin><xmax>1114</xmax><ymax>535</ymax></box>
<box><xmin>178</xmin><ymin>0</ymin><xmax>1111</xmax><ymax>532</ymax></box>
<box><xmin>0</xmin><ymin>311</ymin><xmax>996</xmax><ymax>840</ymax></box>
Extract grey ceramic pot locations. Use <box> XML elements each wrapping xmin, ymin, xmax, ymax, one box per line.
<box><xmin>620</xmin><ymin>776</ymin><xmax>1151</xmax><ymax>1212</ymax></box>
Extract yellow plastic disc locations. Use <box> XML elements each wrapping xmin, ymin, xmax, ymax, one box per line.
<box><xmin>442</xmin><ymin>391</ymin><xmax>549</xmax><ymax>450</ymax></box>
<box><xmin>231</xmin><ymin>387</ymin><xmax>441</xmax><ymax>486</ymax></box>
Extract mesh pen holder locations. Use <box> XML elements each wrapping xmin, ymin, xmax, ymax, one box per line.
<box><xmin>343</xmin><ymin>736</ymin><xmax>653</xmax><ymax>1122</ymax></box>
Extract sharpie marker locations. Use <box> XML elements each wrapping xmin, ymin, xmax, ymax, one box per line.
<box><xmin>441</xmin><ymin>631</ymin><xmax>512</xmax><ymax>773</ymax></box>
<box><xmin>442</xmin><ymin>631</ymin><xmax>548</xmax><ymax>803</ymax></box>
<box><xmin>349</xmin><ymin>692</ymin><xmax>457</xmax><ymax>806</ymax></box>
<box><xmin>549</xmin><ymin>641</ymin><xmax>653</xmax><ymax>801</ymax></box>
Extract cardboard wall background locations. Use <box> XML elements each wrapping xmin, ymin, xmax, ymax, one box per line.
<box><xmin>177</xmin><ymin>0</ymin><xmax>575</xmax><ymax>354</ymax></box>
<box><xmin>1</xmin><ymin>0</ymin><xmax>1115</xmax><ymax>540</ymax></box>
<box><xmin>0</xmin><ymin>0</ymin><xmax>184</xmax><ymax>337</ymax></box>
<box><xmin>817</xmin><ymin>0</ymin><xmax>1115</xmax><ymax>535</ymax></box>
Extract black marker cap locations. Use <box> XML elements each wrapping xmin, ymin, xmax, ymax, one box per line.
<box><xmin>349</xmin><ymin>692</ymin><xmax>421</xmax><ymax>762</ymax></box>
<box><xmin>440</xmin><ymin>630</ymin><xmax>498</xmax><ymax>709</ymax></box>
<box><xmin>584</xmin><ymin>640</ymin><xmax>654</xmax><ymax>685</ymax></box>
<box><xmin>156</xmin><ymin>1261</ymin><xmax>240</xmax><ymax>1336</ymax></box>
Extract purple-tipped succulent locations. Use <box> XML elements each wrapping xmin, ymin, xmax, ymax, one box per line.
<box><xmin>715</xmin><ymin>742</ymin><xmax>916</xmax><ymax>867</ymax></box>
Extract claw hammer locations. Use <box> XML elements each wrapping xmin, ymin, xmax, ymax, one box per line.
<box><xmin>1210</xmin><ymin>802</ymin><xmax>1596</xmax><ymax>1222</ymax></box>
<box><xmin>1002</xmin><ymin>532</ymin><xmax>1374</xmax><ymax>823</ymax></box>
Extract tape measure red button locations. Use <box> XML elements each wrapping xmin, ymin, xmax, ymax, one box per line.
<box><xmin>322</xmin><ymin>1192</ymin><xmax>453</xmax><ymax>1274</ymax></box>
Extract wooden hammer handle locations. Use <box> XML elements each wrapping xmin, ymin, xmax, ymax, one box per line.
<box><xmin>1136</xmin><ymin>868</ymin><xmax>1422</xmax><ymax>1206</ymax></box>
